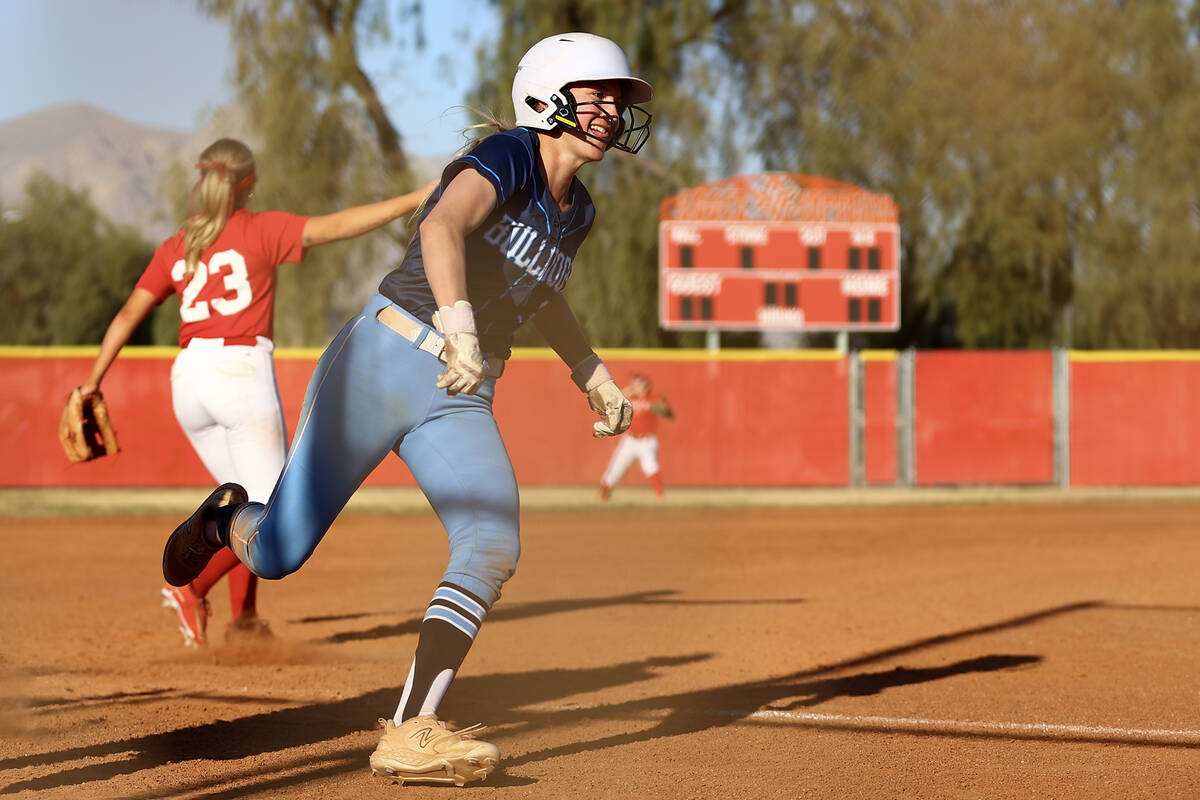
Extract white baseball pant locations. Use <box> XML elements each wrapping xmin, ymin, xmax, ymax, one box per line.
<box><xmin>601</xmin><ymin>434</ymin><xmax>660</xmax><ymax>488</ymax></box>
<box><xmin>169</xmin><ymin>337</ymin><xmax>286</xmax><ymax>502</ymax></box>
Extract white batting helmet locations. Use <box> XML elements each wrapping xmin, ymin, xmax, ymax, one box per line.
<box><xmin>511</xmin><ymin>32</ymin><xmax>653</xmax><ymax>154</ymax></box>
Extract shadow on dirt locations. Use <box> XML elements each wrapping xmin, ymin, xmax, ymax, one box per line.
<box><xmin>23</xmin><ymin>688</ymin><xmax>175</xmax><ymax>710</ymax></box>
<box><xmin>6</xmin><ymin>598</ymin><xmax>1189</xmax><ymax>799</ymax></box>
<box><xmin>316</xmin><ymin>588</ymin><xmax>806</xmax><ymax>644</ymax></box>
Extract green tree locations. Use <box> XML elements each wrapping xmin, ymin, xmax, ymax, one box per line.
<box><xmin>723</xmin><ymin>0</ymin><xmax>1200</xmax><ymax>348</ymax></box>
<box><xmin>196</xmin><ymin>0</ymin><xmax>424</xmax><ymax>346</ymax></box>
<box><xmin>0</xmin><ymin>172</ymin><xmax>161</xmax><ymax>345</ymax></box>
<box><xmin>1070</xmin><ymin>2</ymin><xmax>1200</xmax><ymax>348</ymax></box>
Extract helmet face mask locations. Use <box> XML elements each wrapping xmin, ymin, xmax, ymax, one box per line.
<box><xmin>512</xmin><ymin>32</ymin><xmax>653</xmax><ymax>155</ymax></box>
<box><xmin>546</xmin><ymin>93</ymin><xmax>653</xmax><ymax>155</ymax></box>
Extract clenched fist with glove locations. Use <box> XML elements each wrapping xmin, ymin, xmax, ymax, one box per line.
<box><xmin>433</xmin><ymin>300</ymin><xmax>487</xmax><ymax>396</ymax></box>
<box><xmin>572</xmin><ymin>353</ymin><xmax>633</xmax><ymax>438</ymax></box>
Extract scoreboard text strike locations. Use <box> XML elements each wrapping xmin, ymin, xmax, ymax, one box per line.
<box><xmin>658</xmin><ymin>173</ymin><xmax>900</xmax><ymax>332</ymax></box>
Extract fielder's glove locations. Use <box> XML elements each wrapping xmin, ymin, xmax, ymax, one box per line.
<box><xmin>58</xmin><ymin>387</ymin><xmax>120</xmax><ymax>463</ymax></box>
<box><xmin>571</xmin><ymin>353</ymin><xmax>633</xmax><ymax>438</ymax></box>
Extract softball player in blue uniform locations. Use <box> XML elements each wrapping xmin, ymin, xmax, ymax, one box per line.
<box><xmin>162</xmin><ymin>32</ymin><xmax>652</xmax><ymax>785</ymax></box>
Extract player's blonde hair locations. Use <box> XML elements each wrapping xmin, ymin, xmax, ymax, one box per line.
<box><xmin>455</xmin><ymin>106</ymin><xmax>515</xmax><ymax>153</ymax></box>
<box><xmin>405</xmin><ymin>108</ymin><xmax>515</xmax><ymax>220</ymax></box>
<box><xmin>182</xmin><ymin>138</ymin><xmax>256</xmax><ymax>274</ymax></box>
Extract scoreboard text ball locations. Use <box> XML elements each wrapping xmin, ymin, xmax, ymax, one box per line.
<box><xmin>658</xmin><ymin>174</ymin><xmax>900</xmax><ymax>332</ymax></box>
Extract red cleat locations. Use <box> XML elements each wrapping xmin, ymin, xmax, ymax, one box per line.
<box><xmin>160</xmin><ymin>584</ymin><xmax>210</xmax><ymax>647</ymax></box>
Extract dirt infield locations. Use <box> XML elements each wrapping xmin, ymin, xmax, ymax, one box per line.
<box><xmin>2</xmin><ymin>498</ymin><xmax>1199</xmax><ymax>798</ymax></box>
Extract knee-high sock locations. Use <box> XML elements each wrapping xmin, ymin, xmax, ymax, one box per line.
<box><xmin>649</xmin><ymin>471</ymin><xmax>664</xmax><ymax>497</ymax></box>
<box><xmin>225</xmin><ymin>564</ymin><xmax>257</xmax><ymax>620</ymax></box>
<box><xmin>394</xmin><ymin>582</ymin><xmax>489</xmax><ymax>723</ymax></box>
<box><xmin>190</xmin><ymin>547</ymin><xmax>242</xmax><ymax>598</ymax></box>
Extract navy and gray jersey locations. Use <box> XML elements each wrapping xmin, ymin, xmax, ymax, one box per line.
<box><xmin>378</xmin><ymin>127</ymin><xmax>595</xmax><ymax>362</ymax></box>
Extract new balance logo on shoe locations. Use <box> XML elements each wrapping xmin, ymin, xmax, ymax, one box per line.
<box><xmin>369</xmin><ymin>715</ymin><xmax>499</xmax><ymax>786</ymax></box>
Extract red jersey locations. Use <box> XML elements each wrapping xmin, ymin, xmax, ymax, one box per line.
<box><xmin>136</xmin><ymin>209</ymin><xmax>308</xmax><ymax>347</ymax></box>
<box><xmin>627</xmin><ymin>392</ymin><xmax>664</xmax><ymax>436</ymax></box>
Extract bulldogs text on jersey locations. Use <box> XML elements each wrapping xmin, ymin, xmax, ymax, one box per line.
<box><xmin>481</xmin><ymin>214</ymin><xmax>573</xmax><ymax>292</ymax></box>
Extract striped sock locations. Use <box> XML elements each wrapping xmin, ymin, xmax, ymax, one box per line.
<box><xmin>394</xmin><ymin>582</ymin><xmax>489</xmax><ymax>723</ymax></box>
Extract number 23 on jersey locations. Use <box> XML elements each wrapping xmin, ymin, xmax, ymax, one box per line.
<box><xmin>170</xmin><ymin>249</ymin><xmax>254</xmax><ymax>322</ymax></box>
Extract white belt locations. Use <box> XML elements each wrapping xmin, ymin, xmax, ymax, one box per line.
<box><xmin>376</xmin><ymin>305</ymin><xmax>503</xmax><ymax>378</ymax></box>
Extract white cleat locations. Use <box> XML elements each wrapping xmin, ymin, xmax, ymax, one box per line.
<box><xmin>368</xmin><ymin>715</ymin><xmax>499</xmax><ymax>786</ymax></box>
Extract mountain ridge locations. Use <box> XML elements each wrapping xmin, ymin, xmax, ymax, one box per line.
<box><xmin>0</xmin><ymin>103</ymin><xmax>450</xmax><ymax>241</ymax></box>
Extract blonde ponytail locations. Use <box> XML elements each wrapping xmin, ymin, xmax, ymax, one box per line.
<box><xmin>182</xmin><ymin>138</ymin><xmax>256</xmax><ymax>274</ymax></box>
<box><xmin>453</xmin><ymin>106</ymin><xmax>515</xmax><ymax>154</ymax></box>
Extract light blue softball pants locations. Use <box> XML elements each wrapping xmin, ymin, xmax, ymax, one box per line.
<box><xmin>227</xmin><ymin>294</ymin><xmax>520</xmax><ymax>606</ymax></box>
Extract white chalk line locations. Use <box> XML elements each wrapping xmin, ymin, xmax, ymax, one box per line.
<box><xmin>713</xmin><ymin>708</ymin><xmax>1200</xmax><ymax>743</ymax></box>
<box><xmin>529</xmin><ymin>702</ymin><xmax>1200</xmax><ymax>744</ymax></box>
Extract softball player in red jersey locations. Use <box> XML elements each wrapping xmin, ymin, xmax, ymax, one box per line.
<box><xmin>600</xmin><ymin>373</ymin><xmax>673</xmax><ymax>499</ymax></box>
<box><xmin>77</xmin><ymin>137</ymin><xmax>434</xmax><ymax>647</ymax></box>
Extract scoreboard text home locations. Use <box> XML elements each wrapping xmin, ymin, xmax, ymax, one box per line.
<box><xmin>658</xmin><ymin>174</ymin><xmax>900</xmax><ymax>332</ymax></box>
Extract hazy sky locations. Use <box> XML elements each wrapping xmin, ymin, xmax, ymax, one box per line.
<box><xmin>0</xmin><ymin>0</ymin><xmax>495</xmax><ymax>156</ymax></box>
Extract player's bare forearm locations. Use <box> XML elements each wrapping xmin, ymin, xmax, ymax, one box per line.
<box><xmin>420</xmin><ymin>218</ymin><xmax>472</xmax><ymax>308</ymax></box>
<box><xmin>532</xmin><ymin>292</ymin><xmax>593</xmax><ymax>369</ymax></box>
<box><xmin>83</xmin><ymin>288</ymin><xmax>156</xmax><ymax>393</ymax></box>
<box><xmin>419</xmin><ymin>170</ymin><xmax>498</xmax><ymax>308</ymax></box>
<box><xmin>302</xmin><ymin>179</ymin><xmax>438</xmax><ymax>247</ymax></box>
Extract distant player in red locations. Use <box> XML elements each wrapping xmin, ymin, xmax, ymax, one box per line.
<box><xmin>75</xmin><ymin>137</ymin><xmax>435</xmax><ymax>647</ymax></box>
<box><xmin>600</xmin><ymin>373</ymin><xmax>673</xmax><ymax>499</ymax></box>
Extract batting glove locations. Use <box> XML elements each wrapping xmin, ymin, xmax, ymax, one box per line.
<box><xmin>572</xmin><ymin>353</ymin><xmax>633</xmax><ymax>437</ymax></box>
<box><xmin>434</xmin><ymin>300</ymin><xmax>487</xmax><ymax>396</ymax></box>
<box><xmin>588</xmin><ymin>379</ymin><xmax>633</xmax><ymax>437</ymax></box>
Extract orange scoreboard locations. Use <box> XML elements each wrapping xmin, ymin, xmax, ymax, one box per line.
<box><xmin>659</xmin><ymin>173</ymin><xmax>900</xmax><ymax>331</ymax></box>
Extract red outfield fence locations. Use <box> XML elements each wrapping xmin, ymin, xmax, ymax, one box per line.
<box><xmin>6</xmin><ymin>347</ymin><xmax>1199</xmax><ymax>488</ymax></box>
